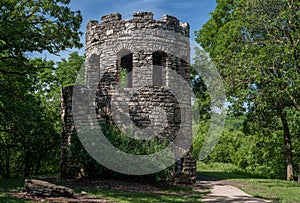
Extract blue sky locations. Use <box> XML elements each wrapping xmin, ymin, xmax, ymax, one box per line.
<box><xmin>37</xmin><ymin>0</ymin><xmax>217</xmax><ymax>61</ymax></box>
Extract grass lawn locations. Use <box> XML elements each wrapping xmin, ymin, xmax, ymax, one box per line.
<box><xmin>74</xmin><ymin>187</ymin><xmax>206</xmax><ymax>203</ymax></box>
<box><xmin>68</xmin><ymin>179</ymin><xmax>208</xmax><ymax>203</ymax></box>
<box><xmin>0</xmin><ymin>178</ymin><xmax>31</xmax><ymax>202</ymax></box>
<box><xmin>198</xmin><ymin>162</ymin><xmax>300</xmax><ymax>203</ymax></box>
<box><xmin>0</xmin><ymin>177</ymin><xmax>207</xmax><ymax>203</ymax></box>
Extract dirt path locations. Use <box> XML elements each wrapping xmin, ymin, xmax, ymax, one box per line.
<box><xmin>198</xmin><ymin>175</ymin><xmax>273</xmax><ymax>203</ymax></box>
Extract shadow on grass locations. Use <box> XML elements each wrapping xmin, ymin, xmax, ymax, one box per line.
<box><xmin>0</xmin><ymin>178</ymin><xmax>31</xmax><ymax>202</ymax></box>
<box><xmin>0</xmin><ymin>177</ymin><xmax>208</xmax><ymax>203</ymax></box>
<box><xmin>0</xmin><ymin>196</ymin><xmax>29</xmax><ymax>203</ymax></box>
<box><xmin>80</xmin><ymin>188</ymin><xmax>207</xmax><ymax>203</ymax></box>
<box><xmin>0</xmin><ymin>178</ymin><xmax>24</xmax><ymax>191</ymax></box>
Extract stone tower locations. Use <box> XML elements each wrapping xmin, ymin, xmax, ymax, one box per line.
<box><xmin>61</xmin><ymin>12</ymin><xmax>196</xmax><ymax>183</ymax></box>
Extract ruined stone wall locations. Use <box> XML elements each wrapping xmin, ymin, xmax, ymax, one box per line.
<box><xmin>61</xmin><ymin>12</ymin><xmax>196</xmax><ymax>182</ymax></box>
<box><xmin>60</xmin><ymin>86</ymin><xmax>81</xmax><ymax>179</ymax></box>
<box><xmin>85</xmin><ymin>12</ymin><xmax>190</xmax><ymax>91</ymax></box>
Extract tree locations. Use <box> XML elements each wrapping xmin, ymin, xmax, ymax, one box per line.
<box><xmin>191</xmin><ymin>50</ymin><xmax>212</xmax><ymax>160</ymax></box>
<box><xmin>56</xmin><ymin>52</ymin><xmax>85</xmax><ymax>86</ymax></box>
<box><xmin>0</xmin><ymin>0</ymin><xmax>82</xmax><ymax>177</ymax></box>
<box><xmin>0</xmin><ymin>0</ymin><xmax>82</xmax><ymax>59</ymax></box>
<box><xmin>196</xmin><ymin>0</ymin><xmax>300</xmax><ymax>180</ymax></box>
<box><xmin>0</xmin><ymin>60</ymin><xmax>61</xmax><ymax>177</ymax></box>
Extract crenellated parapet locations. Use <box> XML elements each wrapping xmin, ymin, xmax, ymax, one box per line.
<box><xmin>61</xmin><ymin>12</ymin><xmax>196</xmax><ymax>183</ymax></box>
<box><xmin>86</xmin><ymin>12</ymin><xmax>190</xmax><ymax>50</ymax></box>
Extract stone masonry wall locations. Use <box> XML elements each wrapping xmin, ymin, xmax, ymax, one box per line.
<box><xmin>60</xmin><ymin>86</ymin><xmax>81</xmax><ymax>179</ymax></box>
<box><xmin>61</xmin><ymin>12</ymin><xmax>196</xmax><ymax>182</ymax></box>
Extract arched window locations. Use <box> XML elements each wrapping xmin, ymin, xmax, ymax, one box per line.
<box><xmin>117</xmin><ymin>50</ymin><xmax>133</xmax><ymax>88</ymax></box>
<box><xmin>152</xmin><ymin>51</ymin><xmax>167</xmax><ymax>86</ymax></box>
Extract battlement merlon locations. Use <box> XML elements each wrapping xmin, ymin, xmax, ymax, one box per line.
<box><xmin>133</xmin><ymin>12</ymin><xmax>154</xmax><ymax>21</ymax></box>
<box><xmin>85</xmin><ymin>12</ymin><xmax>190</xmax><ymax>48</ymax></box>
<box><xmin>101</xmin><ymin>13</ymin><xmax>122</xmax><ymax>23</ymax></box>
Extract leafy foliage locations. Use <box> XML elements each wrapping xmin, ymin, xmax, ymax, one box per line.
<box><xmin>69</xmin><ymin>121</ymin><xmax>174</xmax><ymax>181</ymax></box>
<box><xmin>0</xmin><ymin>0</ymin><xmax>82</xmax><ymax>177</ymax></box>
<box><xmin>196</xmin><ymin>114</ymin><xmax>299</xmax><ymax>179</ymax></box>
<box><xmin>196</xmin><ymin>0</ymin><xmax>300</xmax><ymax>181</ymax></box>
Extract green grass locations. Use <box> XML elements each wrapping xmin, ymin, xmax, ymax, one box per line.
<box><xmin>198</xmin><ymin>162</ymin><xmax>264</xmax><ymax>179</ymax></box>
<box><xmin>231</xmin><ymin>179</ymin><xmax>300</xmax><ymax>203</ymax></box>
<box><xmin>0</xmin><ymin>178</ymin><xmax>207</xmax><ymax>203</ymax></box>
<box><xmin>74</xmin><ymin>187</ymin><xmax>207</xmax><ymax>203</ymax></box>
<box><xmin>198</xmin><ymin>162</ymin><xmax>300</xmax><ymax>203</ymax></box>
<box><xmin>72</xmin><ymin>182</ymin><xmax>207</xmax><ymax>203</ymax></box>
<box><xmin>0</xmin><ymin>178</ymin><xmax>32</xmax><ymax>202</ymax></box>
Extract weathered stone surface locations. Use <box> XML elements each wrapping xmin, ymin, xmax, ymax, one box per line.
<box><xmin>61</xmin><ymin>11</ymin><xmax>197</xmax><ymax>183</ymax></box>
<box><xmin>24</xmin><ymin>179</ymin><xmax>73</xmax><ymax>197</ymax></box>
<box><xmin>60</xmin><ymin>86</ymin><xmax>83</xmax><ymax>179</ymax></box>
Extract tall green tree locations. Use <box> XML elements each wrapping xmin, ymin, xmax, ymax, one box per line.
<box><xmin>196</xmin><ymin>0</ymin><xmax>300</xmax><ymax>180</ymax></box>
<box><xmin>0</xmin><ymin>0</ymin><xmax>82</xmax><ymax>177</ymax></box>
<box><xmin>56</xmin><ymin>52</ymin><xmax>85</xmax><ymax>86</ymax></box>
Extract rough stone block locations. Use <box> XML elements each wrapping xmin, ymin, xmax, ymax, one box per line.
<box><xmin>24</xmin><ymin>179</ymin><xmax>73</xmax><ymax>197</ymax></box>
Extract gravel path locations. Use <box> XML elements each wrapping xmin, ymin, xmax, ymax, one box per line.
<box><xmin>198</xmin><ymin>176</ymin><xmax>273</xmax><ymax>203</ymax></box>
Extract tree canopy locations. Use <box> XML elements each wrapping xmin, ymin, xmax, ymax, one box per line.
<box><xmin>0</xmin><ymin>0</ymin><xmax>82</xmax><ymax>177</ymax></box>
<box><xmin>196</xmin><ymin>0</ymin><xmax>300</xmax><ymax>181</ymax></box>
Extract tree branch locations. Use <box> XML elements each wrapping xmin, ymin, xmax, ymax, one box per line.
<box><xmin>288</xmin><ymin>94</ymin><xmax>300</xmax><ymax>111</ymax></box>
<box><xmin>0</xmin><ymin>69</ymin><xmax>25</xmax><ymax>75</ymax></box>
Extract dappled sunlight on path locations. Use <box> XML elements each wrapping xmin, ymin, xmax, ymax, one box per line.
<box><xmin>198</xmin><ymin>175</ymin><xmax>273</xmax><ymax>203</ymax></box>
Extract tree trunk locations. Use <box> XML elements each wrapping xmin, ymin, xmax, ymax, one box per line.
<box><xmin>5</xmin><ymin>152</ymin><xmax>11</xmax><ymax>178</ymax></box>
<box><xmin>24</xmin><ymin>150</ymin><xmax>31</xmax><ymax>177</ymax></box>
<box><xmin>34</xmin><ymin>158</ymin><xmax>41</xmax><ymax>175</ymax></box>
<box><xmin>280</xmin><ymin>109</ymin><xmax>294</xmax><ymax>181</ymax></box>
